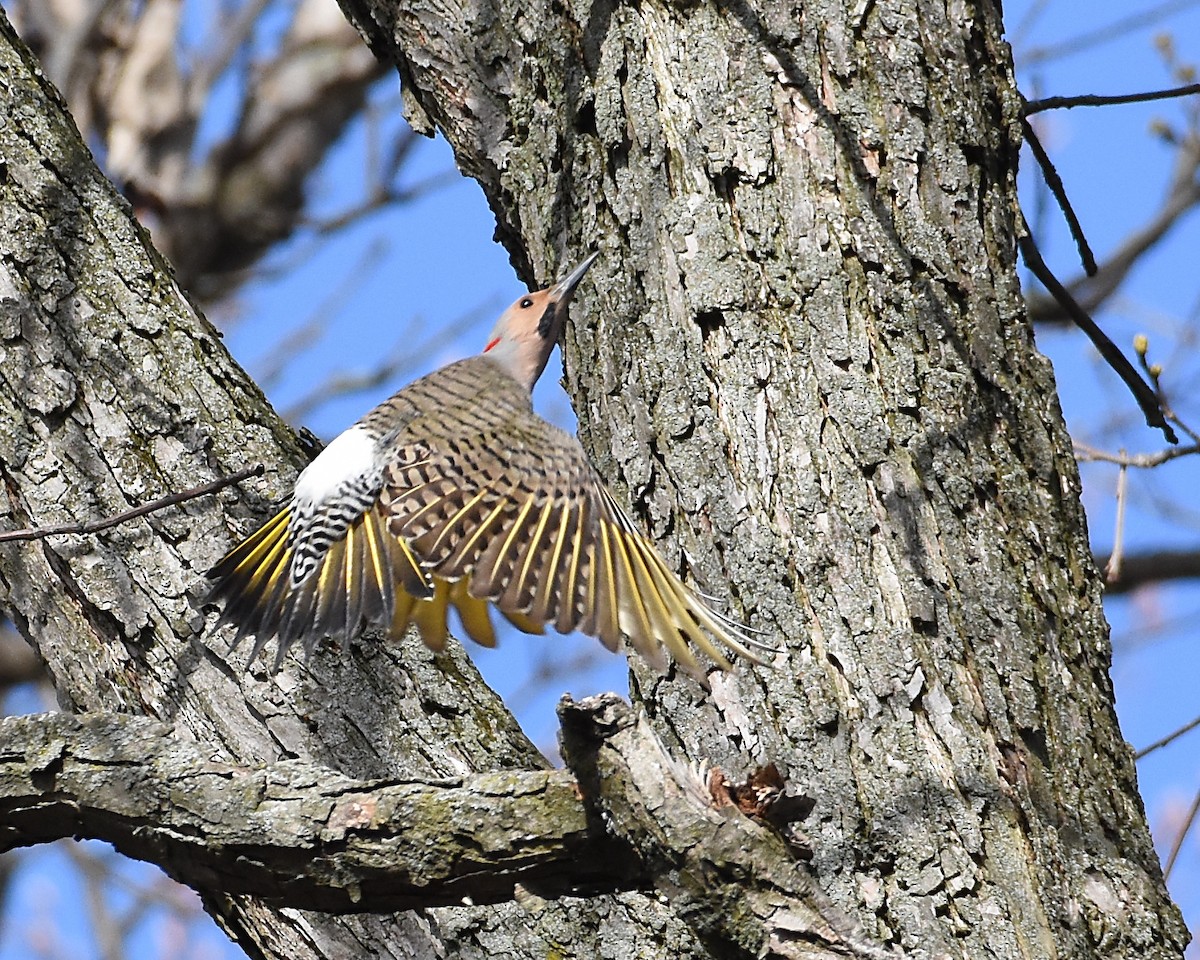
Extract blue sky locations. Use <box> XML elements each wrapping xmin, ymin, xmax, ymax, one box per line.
<box><xmin>4</xmin><ymin>0</ymin><xmax>1200</xmax><ymax>956</ymax></box>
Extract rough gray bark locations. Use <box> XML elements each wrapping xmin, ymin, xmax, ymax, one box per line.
<box><xmin>558</xmin><ymin>694</ymin><xmax>892</xmax><ymax>960</ymax></box>
<box><xmin>1</xmin><ymin>701</ymin><xmax>892</xmax><ymax>957</ymax></box>
<box><xmin>0</xmin><ymin>0</ymin><xmax>1189</xmax><ymax>957</ymax></box>
<box><xmin>333</xmin><ymin>0</ymin><xmax>1189</xmax><ymax>957</ymax></box>
<box><xmin>0</xmin><ymin>711</ymin><xmax>639</xmax><ymax>911</ymax></box>
<box><xmin>0</xmin><ymin>10</ymin><xmax>710</xmax><ymax>959</ymax></box>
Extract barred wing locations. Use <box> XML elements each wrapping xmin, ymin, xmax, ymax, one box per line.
<box><xmin>381</xmin><ymin>417</ymin><xmax>760</xmax><ymax>679</ymax></box>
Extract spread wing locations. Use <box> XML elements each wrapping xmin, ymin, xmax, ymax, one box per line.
<box><xmin>380</xmin><ymin>412</ymin><xmax>761</xmax><ymax>678</ymax></box>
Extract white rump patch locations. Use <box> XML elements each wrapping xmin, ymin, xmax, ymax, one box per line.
<box><xmin>292</xmin><ymin>425</ymin><xmax>377</xmax><ymax>504</ymax></box>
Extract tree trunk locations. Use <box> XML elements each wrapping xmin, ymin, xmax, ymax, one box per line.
<box><xmin>338</xmin><ymin>0</ymin><xmax>1188</xmax><ymax>956</ymax></box>
<box><xmin>0</xmin><ymin>10</ymin><xmax>704</xmax><ymax>958</ymax></box>
<box><xmin>0</xmin><ymin>0</ymin><xmax>1188</xmax><ymax>957</ymax></box>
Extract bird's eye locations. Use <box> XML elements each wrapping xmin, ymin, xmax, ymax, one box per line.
<box><xmin>520</xmin><ymin>297</ymin><xmax>534</xmax><ymax>308</ymax></box>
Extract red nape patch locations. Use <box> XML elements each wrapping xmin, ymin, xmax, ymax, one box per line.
<box><xmin>484</xmin><ymin>336</ymin><xmax>501</xmax><ymax>352</ymax></box>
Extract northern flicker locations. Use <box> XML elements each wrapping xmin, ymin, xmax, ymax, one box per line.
<box><xmin>208</xmin><ymin>253</ymin><xmax>762</xmax><ymax>680</ymax></box>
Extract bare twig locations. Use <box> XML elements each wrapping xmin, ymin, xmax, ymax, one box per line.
<box><xmin>1024</xmin><ymin>82</ymin><xmax>1200</xmax><ymax>115</ymax></box>
<box><xmin>1074</xmin><ymin>441</ymin><xmax>1200</xmax><ymax>467</ymax></box>
<box><xmin>1018</xmin><ymin>229</ymin><xmax>1178</xmax><ymax>444</ymax></box>
<box><xmin>1101</xmin><ymin>548</ymin><xmax>1200</xmax><ymax>595</ymax></box>
<box><xmin>255</xmin><ymin>239</ymin><xmax>390</xmax><ymax>392</ymax></box>
<box><xmin>385</xmin><ymin>125</ymin><xmax>422</xmax><ymax>182</ymax></box>
<box><xmin>0</xmin><ymin>465</ymin><xmax>265</xmax><ymax>544</ymax></box>
<box><xmin>1137</xmin><ymin>712</ymin><xmax>1200</xmax><ymax>759</ymax></box>
<box><xmin>187</xmin><ymin>0</ymin><xmax>273</xmax><ymax>117</ymax></box>
<box><xmin>63</xmin><ymin>841</ymin><xmax>202</xmax><ymax>951</ymax></box>
<box><xmin>282</xmin><ymin>300</ymin><xmax>498</xmax><ymax>423</ymax></box>
<box><xmin>1164</xmin><ymin>784</ymin><xmax>1200</xmax><ymax>880</ymax></box>
<box><xmin>1021</xmin><ymin>117</ymin><xmax>1097</xmax><ymax>276</ymax></box>
<box><xmin>1007</xmin><ymin>0</ymin><xmax>1051</xmax><ymax>49</ymax></box>
<box><xmin>306</xmin><ymin>171</ymin><xmax>462</xmax><ymax>237</ymax></box>
<box><xmin>1136</xmin><ymin>336</ymin><xmax>1200</xmax><ymax>444</ymax></box>
<box><xmin>1026</xmin><ymin>142</ymin><xmax>1200</xmax><ymax>326</ymax></box>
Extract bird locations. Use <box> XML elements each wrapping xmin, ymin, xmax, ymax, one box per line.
<box><xmin>207</xmin><ymin>253</ymin><xmax>764</xmax><ymax>681</ymax></box>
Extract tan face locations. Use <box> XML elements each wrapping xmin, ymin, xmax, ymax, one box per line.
<box><xmin>483</xmin><ymin>289</ymin><xmax>558</xmax><ymax>355</ymax></box>
<box><xmin>479</xmin><ymin>254</ymin><xmax>598</xmax><ymax>392</ymax></box>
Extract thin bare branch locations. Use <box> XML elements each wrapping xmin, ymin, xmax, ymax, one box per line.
<box><xmin>1137</xmin><ymin>712</ymin><xmax>1200</xmax><ymax>759</ymax></box>
<box><xmin>1018</xmin><ymin>227</ymin><xmax>1178</xmax><ymax>443</ymax></box>
<box><xmin>255</xmin><ymin>239</ymin><xmax>390</xmax><ymax>392</ymax></box>
<box><xmin>1027</xmin><ymin>141</ymin><xmax>1200</xmax><ymax>326</ymax></box>
<box><xmin>282</xmin><ymin>300</ymin><xmax>498</xmax><ymax>423</ymax></box>
<box><xmin>385</xmin><ymin>125</ymin><xmax>422</xmax><ymax>181</ymax></box>
<box><xmin>1163</xmin><ymin>784</ymin><xmax>1200</xmax><ymax>879</ymax></box>
<box><xmin>65</xmin><ymin>843</ymin><xmax>129</xmax><ymax>960</ymax></box>
<box><xmin>0</xmin><ymin>465</ymin><xmax>265</xmax><ymax>544</ymax></box>
<box><xmin>1021</xmin><ymin>117</ymin><xmax>1097</xmax><ymax>276</ymax></box>
<box><xmin>1006</xmin><ymin>0</ymin><xmax>1051</xmax><ymax>49</ymax></box>
<box><xmin>1021</xmin><ymin>0</ymin><xmax>1200</xmax><ymax>66</ymax></box>
<box><xmin>1074</xmin><ymin>441</ymin><xmax>1200</xmax><ymax>468</ymax></box>
<box><xmin>1136</xmin><ymin>337</ymin><xmax>1200</xmax><ymax>444</ymax></box>
<box><xmin>1099</xmin><ymin>548</ymin><xmax>1200</xmax><ymax>595</ymax></box>
<box><xmin>187</xmin><ymin>0</ymin><xmax>273</xmax><ymax>117</ymax></box>
<box><xmin>1105</xmin><ymin>457</ymin><xmax>1129</xmax><ymax>583</ymax></box>
<box><xmin>1023</xmin><ymin>82</ymin><xmax>1200</xmax><ymax>115</ymax></box>
<box><xmin>306</xmin><ymin>171</ymin><xmax>463</xmax><ymax>237</ymax></box>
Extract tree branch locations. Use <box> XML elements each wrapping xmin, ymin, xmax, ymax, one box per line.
<box><xmin>1023</xmin><ymin>82</ymin><xmax>1200</xmax><ymax>115</ymax></box>
<box><xmin>1100</xmin><ymin>548</ymin><xmax>1200</xmax><ymax>594</ymax></box>
<box><xmin>4</xmin><ymin>701</ymin><xmax>896</xmax><ymax>959</ymax></box>
<box><xmin>1021</xmin><ymin>118</ymin><xmax>1098</xmax><ymax>276</ymax></box>
<box><xmin>1026</xmin><ymin>131</ymin><xmax>1200</xmax><ymax>325</ymax></box>
<box><xmin>0</xmin><ymin>465</ymin><xmax>265</xmax><ymax>543</ymax></box>
<box><xmin>0</xmin><ymin>711</ymin><xmax>642</xmax><ymax>912</ymax></box>
<box><xmin>1017</xmin><ymin>228</ymin><xmax>1178</xmax><ymax>443</ymax></box>
<box><xmin>558</xmin><ymin>695</ymin><xmax>896</xmax><ymax>960</ymax></box>
<box><xmin>1019</xmin><ymin>0</ymin><xmax>1200</xmax><ymax>66</ymax></box>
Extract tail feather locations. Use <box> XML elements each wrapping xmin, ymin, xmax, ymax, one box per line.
<box><xmin>613</xmin><ymin>529</ymin><xmax>688</xmax><ymax>676</ymax></box>
<box><xmin>498</xmin><ymin>607</ymin><xmax>546</xmax><ymax>636</ymax></box>
<box><xmin>343</xmin><ymin>523</ymin><xmax>366</xmax><ymax>642</ymax></box>
<box><xmin>309</xmin><ymin>541</ymin><xmax>342</xmax><ymax>641</ymax></box>
<box><xmin>208</xmin><ymin>507</ymin><xmax>292</xmax><ymax>651</ymax></box>
<box><xmin>208</xmin><ymin>508</ymin><xmax>290</xmax><ymax>586</ymax></box>
<box><xmin>449</xmin><ymin>581</ymin><xmax>497</xmax><ymax>647</ymax></box>
<box><xmin>628</xmin><ymin>533</ymin><xmax>733</xmax><ymax>671</ymax></box>
<box><xmin>388</xmin><ymin>523</ymin><xmax>436</xmax><ymax>601</ymax></box>
<box><xmin>361</xmin><ymin>511</ymin><xmax>395</xmax><ymax>626</ymax></box>
<box><xmin>411</xmin><ymin>579</ymin><xmax>451</xmax><ymax>650</ymax></box>
<box><xmin>388</xmin><ymin>590</ymin><xmax>418</xmax><ymax>641</ymax></box>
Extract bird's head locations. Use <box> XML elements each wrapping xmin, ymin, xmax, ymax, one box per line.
<box><xmin>482</xmin><ymin>252</ymin><xmax>598</xmax><ymax>392</ymax></box>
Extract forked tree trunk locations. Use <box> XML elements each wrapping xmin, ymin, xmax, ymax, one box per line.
<box><xmin>0</xmin><ymin>0</ymin><xmax>1187</xmax><ymax>957</ymax></box>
